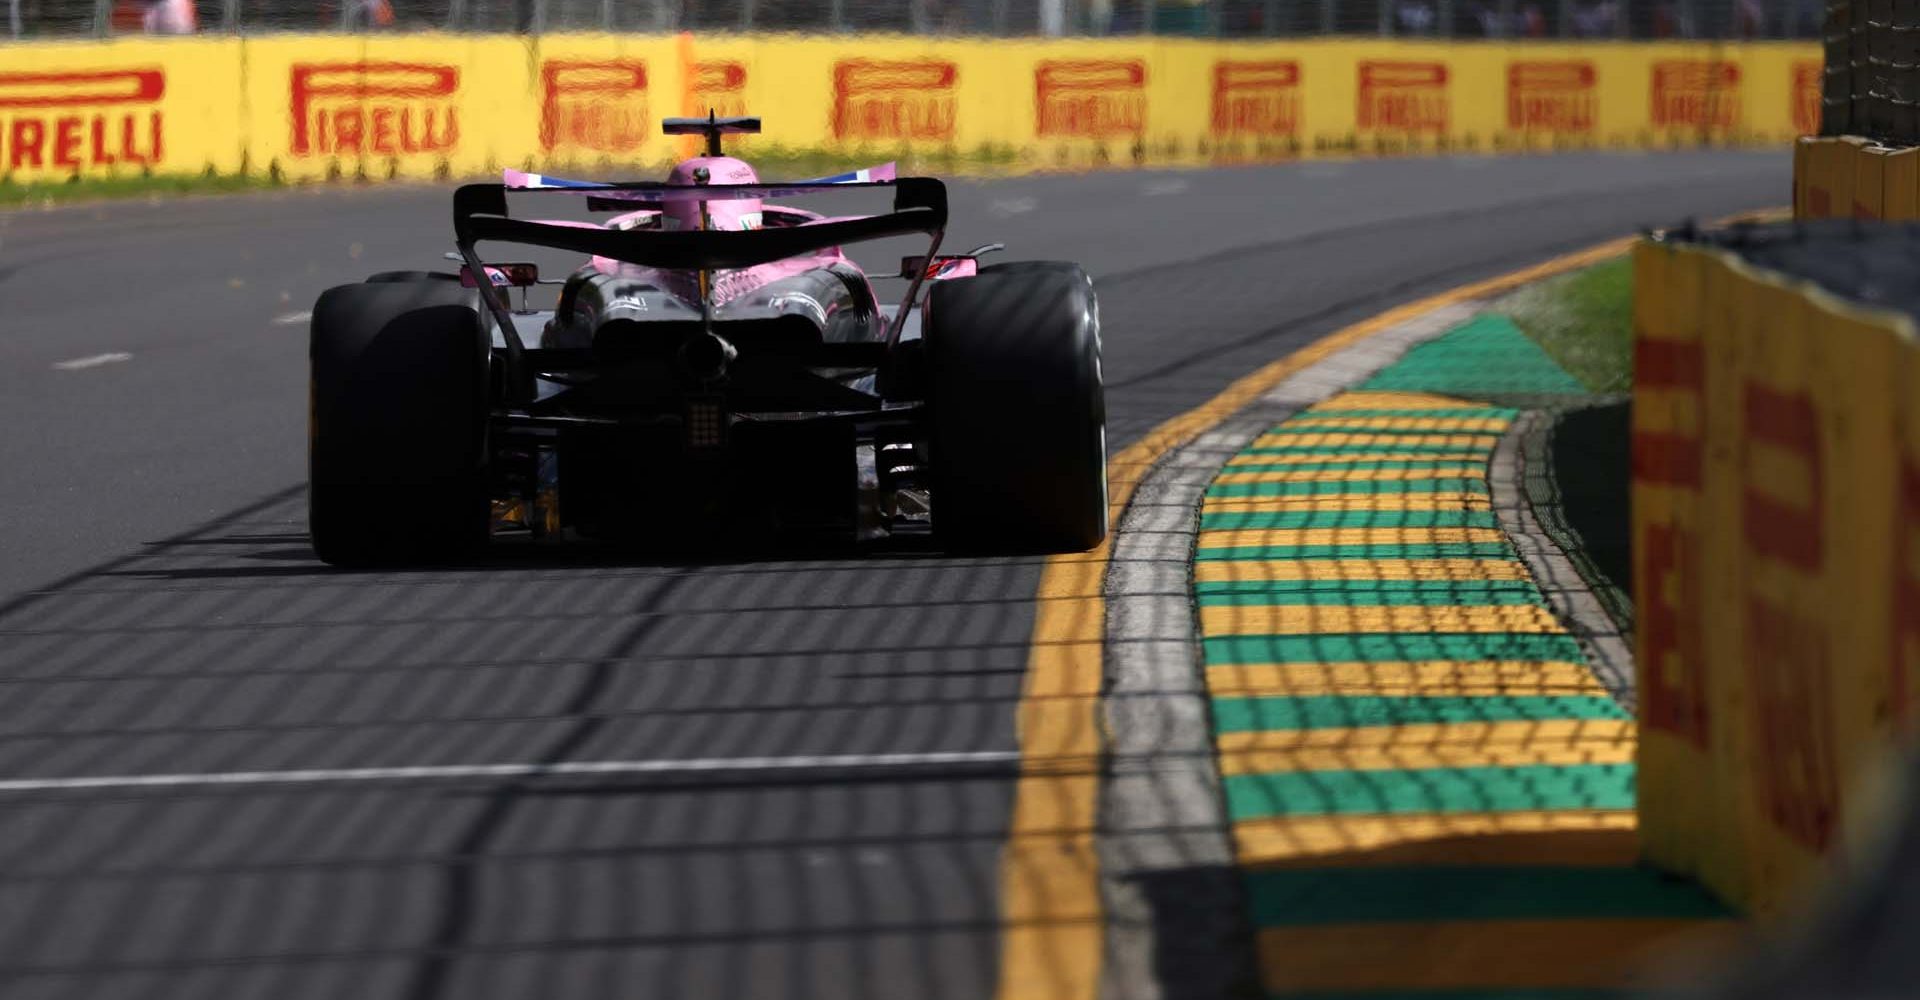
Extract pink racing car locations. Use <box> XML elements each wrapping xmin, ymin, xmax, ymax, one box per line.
<box><xmin>306</xmin><ymin>114</ymin><xmax>1106</xmax><ymax>565</ymax></box>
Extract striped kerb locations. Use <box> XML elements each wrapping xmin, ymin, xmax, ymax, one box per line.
<box><xmin>1194</xmin><ymin>316</ymin><xmax>1730</xmax><ymax>999</ymax></box>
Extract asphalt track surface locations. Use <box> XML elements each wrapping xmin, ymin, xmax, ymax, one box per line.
<box><xmin>0</xmin><ymin>150</ymin><xmax>1784</xmax><ymax>1000</ymax></box>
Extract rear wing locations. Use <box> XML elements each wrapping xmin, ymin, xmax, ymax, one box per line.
<box><xmin>452</xmin><ymin>177</ymin><xmax>946</xmax><ymax>271</ymax></box>
<box><xmin>451</xmin><ymin>177</ymin><xmax>949</xmax><ymax>402</ymax></box>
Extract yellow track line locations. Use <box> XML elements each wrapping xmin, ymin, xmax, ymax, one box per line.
<box><xmin>1222</xmin><ymin>451</ymin><xmax>1495</xmax><ymax>466</ymax></box>
<box><xmin>1196</xmin><ymin>526</ymin><xmax>1506</xmax><ymax>548</ymax></box>
<box><xmin>1310</xmin><ymin>390</ymin><xmax>1494</xmax><ymax>410</ymax></box>
<box><xmin>1218</xmin><ymin>738</ymin><xmax>1636</xmax><ymax>776</ymax></box>
<box><xmin>1250</xmin><ymin>431</ymin><xmax>1503</xmax><ymax>449</ymax></box>
<box><xmin>1204</xmin><ymin>659</ymin><xmax>1606</xmax><ymax>698</ymax></box>
<box><xmin>995</xmin><ymin>234</ymin><xmax>1638</xmax><ymax>1000</ymax></box>
<box><xmin>1201</xmin><ymin>494</ymin><xmax>1496</xmax><ymax>514</ymax></box>
<box><xmin>1192</xmin><ymin>557</ymin><xmax>1527</xmax><ymax>582</ymax></box>
<box><xmin>1214</xmin><ymin>719</ymin><xmax>1636</xmax><ymax>753</ymax></box>
<box><xmin>1281</xmin><ymin>415</ymin><xmax>1512</xmax><ymax>432</ymax></box>
<box><xmin>1199</xmin><ymin>603</ymin><xmax>1568</xmax><ymax>637</ymax></box>
<box><xmin>1214</xmin><ymin>465</ymin><xmax>1487</xmax><ymax>484</ymax></box>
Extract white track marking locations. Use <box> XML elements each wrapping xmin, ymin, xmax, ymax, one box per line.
<box><xmin>0</xmin><ymin>750</ymin><xmax>1027</xmax><ymax>793</ymax></box>
<box><xmin>273</xmin><ymin>310</ymin><xmax>312</xmax><ymax>326</ymax></box>
<box><xmin>990</xmin><ymin>197</ymin><xmax>1038</xmax><ymax>216</ymax></box>
<box><xmin>1141</xmin><ymin>178</ymin><xmax>1189</xmax><ymax>196</ymax></box>
<box><xmin>50</xmin><ymin>352</ymin><xmax>132</xmax><ymax>371</ymax></box>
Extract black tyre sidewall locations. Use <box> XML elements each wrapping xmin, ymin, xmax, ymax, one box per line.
<box><xmin>308</xmin><ymin>281</ymin><xmax>490</xmax><ymax>565</ymax></box>
<box><xmin>926</xmin><ymin>263</ymin><xmax>1107</xmax><ymax>552</ymax></box>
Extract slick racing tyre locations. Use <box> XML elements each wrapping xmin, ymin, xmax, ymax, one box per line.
<box><xmin>926</xmin><ymin>261</ymin><xmax>1107</xmax><ymax>553</ymax></box>
<box><xmin>308</xmin><ymin>280</ymin><xmax>491</xmax><ymax>567</ymax></box>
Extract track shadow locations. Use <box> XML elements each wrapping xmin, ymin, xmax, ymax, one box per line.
<box><xmin>0</xmin><ymin>483</ymin><xmax>1050</xmax><ymax>1000</ymax></box>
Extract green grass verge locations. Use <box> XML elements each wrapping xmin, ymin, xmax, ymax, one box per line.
<box><xmin>1491</xmin><ymin>256</ymin><xmax>1634</xmax><ymax>392</ymax></box>
<box><xmin>0</xmin><ymin>146</ymin><xmax>1028</xmax><ymax>211</ymax></box>
<box><xmin>0</xmin><ymin>171</ymin><xmax>278</xmax><ymax>209</ymax></box>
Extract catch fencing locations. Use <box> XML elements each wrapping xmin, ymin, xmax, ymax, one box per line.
<box><xmin>6</xmin><ymin>0</ymin><xmax>1825</xmax><ymax>40</ymax></box>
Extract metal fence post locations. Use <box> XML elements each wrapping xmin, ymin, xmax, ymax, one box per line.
<box><xmin>1320</xmin><ymin>0</ymin><xmax>1334</xmax><ymax>33</ymax></box>
<box><xmin>1379</xmin><ymin>0</ymin><xmax>1392</xmax><ymax>35</ymax></box>
<box><xmin>1266</xmin><ymin>0</ymin><xmax>1281</xmax><ymax>33</ymax></box>
<box><xmin>1556</xmin><ymin>0</ymin><xmax>1570</xmax><ymax>35</ymax></box>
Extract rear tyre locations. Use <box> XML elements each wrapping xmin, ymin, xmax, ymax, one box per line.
<box><xmin>308</xmin><ymin>281</ymin><xmax>491</xmax><ymax>567</ymax></box>
<box><xmin>926</xmin><ymin>262</ymin><xmax>1107</xmax><ymax>553</ymax></box>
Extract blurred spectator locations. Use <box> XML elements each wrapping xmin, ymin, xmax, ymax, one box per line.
<box><xmin>1519</xmin><ymin>2</ymin><xmax>1546</xmax><ymax>35</ymax></box>
<box><xmin>110</xmin><ymin>0</ymin><xmax>194</xmax><ymax>32</ymax></box>
<box><xmin>1652</xmin><ymin>0</ymin><xmax>1694</xmax><ymax>36</ymax></box>
<box><xmin>1733</xmin><ymin>0</ymin><xmax>1762</xmax><ymax>36</ymax></box>
<box><xmin>1572</xmin><ymin>0</ymin><xmax>1616</xmax><ymax>35</ymax></box>
<box><xmin>1107</xmin><ymin>0</ymin><xmax>1142</xmax><ymax>32</ymax></box>
<box><xmin>1464</xmin><ymin>0</ymin><xmax>1506</xmax><ymax>36</ymax></box>
<box><xmin>1396</xmin><ymin>0</ymin><xmax>1436</xmax><ymax>34</ymax></box>
<box><xmin>1793</xmin><ymin>0</ymin><xmax>1820</xmax><ymax>36</ymax></box>
<box><xmin>345</xmin><ymin>0</ymin><xmax>394</xmax><ymax>25</ymax></box>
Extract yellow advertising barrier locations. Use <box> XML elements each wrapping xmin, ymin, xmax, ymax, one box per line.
<box><xmin>1633</xmin><ymin>235</ymin><xmax>1919</xmax><ymax>914</ymax></box>
<box><xmin>1794</xmin><ymin>135</ymin><xmax>1920</xmax><ymax>221</ymax></box>
<box><xmin>1</xmin><ymin>35</ymin><xmax>1817</xmax><ymax>184</ymax></box>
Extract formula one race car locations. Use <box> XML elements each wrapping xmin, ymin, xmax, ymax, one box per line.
<box><xmin>307</xmin><ymin>114</ymin><xmax>1106</xmax><ymax>566</ymax></box>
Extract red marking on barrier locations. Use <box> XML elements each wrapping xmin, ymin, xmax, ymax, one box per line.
<box><xmin>830</xmin><ymin>59</ymin><xmax>956</xmax><ymax>142</ymax></box>
<box><xmin>1895</xmin><ymin>461</ymin><xmax>1920</xmax><ymax>727</ymax></box>
<box><xmin>1035</xmin><ymin>60</ymin><xmax>1147</xmax><ymax>139</ymax></box>
<box><xmin>692</xmin><ymin>60</ymin><xmax>749</xmax><ymax>120</ymax></box>
<box><xmin>1632</xmin><ymin>433</ymin><xmax>1702</xmax><ymax>489</ymax></box>
<box><xmin>540</xmin><ymin>60</ymin><xmax>648</xmax><ymax>155</ymax></box>
<box><xmin>0</xmin><ymin>69</ymin><xmax>164</xmax><ymax>108</ymax></box>
<box><xmin>1856</xmin><ymin>200</ymin><xmax>1880</xmax><ymax>220</ymax></box>
<box><xmin>1633</xmin><ymin>339</ymin><xmax>1704</xmax><ymax>488</ymax></box>
<box><xmin>1638</xmin><ymin>338</ymin><xmax>1704</xmax><ymax>388</ymax></box>
<box><xmin>1210</xmin><ymin>61</ymin><xmax>1299</xmax><ymax>137</ymax></box>
<box><xmin>1792</xmin><ymin>61</ymin><xmax>1822</xmax><ymax>135</ymax></box>
<box><xmin>290</xmin><ymin>62</ymin><xmax>459</xmax><ymax>158</ymax></box>
<box><xmin>1652</xmin><ymin>61</ymin><xmax>1741</xmax><ymax>129</ymax></box>
<box><xmin>1357</xmin><ymin>61</ymin><xmax>1448</xmax><ymax>133</ymax></box>
<box><xmin>1642</xmin><ymin>521</ymin><xmax>1709</xmax><ymax>748</ymax></box>
<box><xmin>1507</xmin><ymin>61</ymin><xmax>1595</xmax><ymax>132</ymax></box>
<box><xmin>1743</xmin><ymin>383</ymin><xmax>1823</xmax><ymax>572</ymax></box>
<box><xmin>1747</xmin><ymin>596</ymin><xmax>1838</xmax><ymax>851</ymax></box>
<box><xmin>0</xmin><ymin>69</ymin><xmax>165</xmax><ymax>170</ymax></box>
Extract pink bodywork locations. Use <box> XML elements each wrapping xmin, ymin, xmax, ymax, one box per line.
<box><xmin>502</xmin><ymin>160</ymin><xmax>953</xmax><ymax>313</ymax></box>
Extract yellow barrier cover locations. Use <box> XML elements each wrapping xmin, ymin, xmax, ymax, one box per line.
<box><xmin>0</xmin><ymin>35</ymin><xmax>1817</xmax><ymax>183</ymax></box>
<box><xmin>1633</xmin><ymin>236</ymin><xmax>1920</xmax><ymax>914</ymax></box>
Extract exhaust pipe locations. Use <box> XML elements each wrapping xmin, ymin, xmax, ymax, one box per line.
<box><xmin>679</xmin><ymin>331</ymin><xmax>738</xmax><ymax>381</ymax></box>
